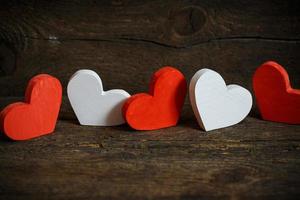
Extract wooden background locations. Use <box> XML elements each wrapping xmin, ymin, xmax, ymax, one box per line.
<box><xmin>0</xmin><ymin>0</ymin><xmax>300</xmax><ymax>199</ymax></box>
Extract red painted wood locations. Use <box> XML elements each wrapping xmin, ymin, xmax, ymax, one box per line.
<box><xmin>253</xmin><ymin>61</ymin><xmax>300</xmax><ymax>124</ymax></box>
<box><xmin>123</xmin><ymin>66</ymin><xmax>187</xmax><ymax>130</ymax></box>
<box><xmin>0</xmin><ymin>74</ymin><xmax>62</xmax><ymax>140</ymax></box>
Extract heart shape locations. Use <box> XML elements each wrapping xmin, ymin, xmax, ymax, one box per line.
<box><xmin>67</xmin><ymin>69</ymin><xmax>130</xmax><ymax>126</ymax></box>
<box><xmin>253</xmin><ymin>61</ymin><xmax>300</xmax><ymax>124</ymax></box>
<box><xmin>189</xmin><ymin>69</ymin><xmax>252</xmax><ymax>131</ymax></box>
<box><xmin>0</xmin><ymin>74</ymin><xmax>62</xmax><ymax>140</ymax></box>
<box><xmin>123</xmin><ymin>66</ymin><xmax>187</xmax><ymax>130</ymax></box>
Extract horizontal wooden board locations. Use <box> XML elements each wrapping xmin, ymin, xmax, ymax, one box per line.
<box><xmin>0</xmin><ymin>39</ymin><xmax>299</xmax><ymax>119</ymax></box>
<box><xmin>1</xmin><ymin>38</ymin><xmax>300</xmax><ymax>94</ymax></box>
<box><xmin>0</xmin><ymin>115</ymin><xmax>300</xmax><ymax>200</ymax></box>
<box><xmin>1</xmin><ymin>0</ymin><xmax>300</xmax><ymax>45</ymax></box>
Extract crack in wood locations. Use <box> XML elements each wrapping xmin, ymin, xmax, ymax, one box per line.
<box><xmin>22</xmin><ymin>35</ymin><xmax>300</xmax><ymax>49</ymax></box>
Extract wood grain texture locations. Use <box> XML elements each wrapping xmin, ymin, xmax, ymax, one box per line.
<box><xmin>0</xmin><ymin>107</ymin><xmax>300</xmax><ymax>199</ymax></box>
<box><xmin>0</xmin><ymin>0</ymin><xmax>300</xmax><ymax>100</ymax></box>
<box><xmin>0</xmin><ymin>0</ymin><xmax>300</xmax><ymax>199</ymax></box>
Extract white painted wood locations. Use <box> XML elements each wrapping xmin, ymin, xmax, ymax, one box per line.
<box><xmin>67</xmin><ymin>69</ymin><xmax>130</xmax><ymax>126</ymax></box>
<box><xmin>189</xmin><ymin>68</ymin><xmax>252</xmax><ymax>131</ymax></box>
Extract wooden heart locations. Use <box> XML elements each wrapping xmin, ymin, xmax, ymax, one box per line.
<box><xmin>253</xmin><ymin>61</ymin><xmax>300</xmax><ymax>124</ymax></box>
<box><xmin>189</xmin><ymin>69</ymin><xmax>252</xmax><ymax>131</ymax></box>
<box><xmin>0</xmin><ymin>74</ymin><xmax>62</xmax><ymax>140</ymax></box>
<box><xmin>123</xmin><ymin>66</ymin><xmax>187</xmax><ymax>130</ymax></box>
<box><xmin>67</xmin><ymin>69</ymin><xmax>130</xmax><ymax>126</ymax></box>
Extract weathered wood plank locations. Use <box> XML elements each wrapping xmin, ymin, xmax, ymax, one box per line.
<box><xmin>1</xmin><ymin>0</ymin><xmax>300</xmax><ymax>47</ymax></box>
<box><xmin>0</xmin><ymin>38</ymin><xmax>300</xmax><ymax>95</ymax></box>
<box><xmin>0</xmin><ymin>115</ymin><xmax>300</xmax><ymax>199</ymax></box>
<box><xmin>0</xmin><ymin>39</ymin><xmax>299</xmax><ymax>119</ymax></box>
<box><xmin>0</xmin><ymin>0</ymin><xmax>300</xmax><ymax>78</ymax></box>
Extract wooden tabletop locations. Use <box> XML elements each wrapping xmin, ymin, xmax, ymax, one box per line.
<box><xmin>1</xmin><ymin>107</ymin><xmax>300</xmax><ymax>199</ymax></box>
<box><xmin>0</xmin><ymin>1</ymin><xmax>300</xmax><ymax>199</ymax></box>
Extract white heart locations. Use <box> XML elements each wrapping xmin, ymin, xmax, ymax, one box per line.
<box><xmin>67</xmin><ymin>69</ymin><xmax>130</xmax><ymax>126</ymax></box>
<box><xmin>189</xmin><ymin>68</ymin><xmax>252</xmax><ymax>131</ymax></box>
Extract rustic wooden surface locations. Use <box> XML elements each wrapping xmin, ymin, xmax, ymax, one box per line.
<box><xmin>0</xmin><ymin>0</ymin><xmax>300</xmax><ymax>199</ymax></box>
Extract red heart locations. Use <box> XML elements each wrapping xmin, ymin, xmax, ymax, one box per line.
<box><xmin>123</xmin><ymin>66</ymin><xmax>187</xmax><ymax>130</ymax></box>
<box><xmin>0</xmin><ymin>74</ymin><xmax>62</xmax><ymax>140</ymax></box>
<box><xmin>253</xmin><ymin>61</ymin><xmax>300</xmax><ymax>124</ymax></box>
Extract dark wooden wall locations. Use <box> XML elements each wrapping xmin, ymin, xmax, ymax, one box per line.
<box><xmin>0</xmin><ymin>1</ymin><xmax>300</xmax><ymax>199</ymax></box>
<box><xmin>1</xmin><ymin>0</ymin><xmax>300</xmax><ymax>118</ymax></box>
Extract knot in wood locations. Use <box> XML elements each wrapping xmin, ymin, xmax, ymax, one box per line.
<box><xmin>171</xmin><ymin>6</ymin><xmax>206</xmax><ymax>37</ymax></box>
